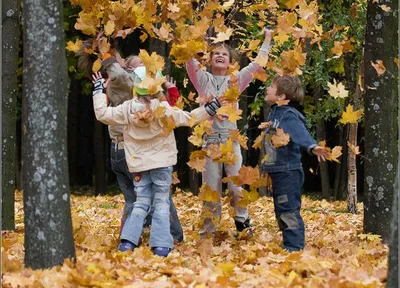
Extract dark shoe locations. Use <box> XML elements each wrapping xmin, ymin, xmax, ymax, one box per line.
<box><xmin>118</xmin><ymin>240</ymin><xmax>137</xmax><ymax>252</ymax></box>
<box><xmin>152</xmin><ymin>247</ymin><xmax>172</xmax><ymax>257</ymax></box>
<box><xmin>235</xmin><ymin>219</ymin><xmax>253</xmax><ymax>236</ymax></box>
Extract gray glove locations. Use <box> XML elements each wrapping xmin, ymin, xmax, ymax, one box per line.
<box><xmin>93</xmin><ymin>78</ymin><xmax>106</xmax><ymax>95</ymax></box>
<box><xmin>204</xmin><ymin>97</ymin><xmax>221</xmax><ymax>116</ymax></box>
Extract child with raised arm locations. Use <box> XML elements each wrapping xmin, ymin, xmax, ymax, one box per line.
<box><xmin>185</xmin><ymin>30</ymin><xmax>273</xmax><ymax>236</ymax></box>
<box><xmin>91</xmin><ymin>72</ymin><xmax>220</xmax><ymax>256</ymax></box>
<box><xmin>261</xmin><ymin>75</ymin><xmax>330</xmax><ymax>251</ymax></box>
<box><xmin>80</xmin><ymin>43</ymin><xmax>184</xmax><ymax>242</ymax></box>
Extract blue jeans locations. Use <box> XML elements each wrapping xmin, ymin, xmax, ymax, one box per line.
<box><xmin>269</xmin><ymin>169</ymin><xmax>305</xmax><ymax>251</ymax></box>
<box><xmin>110</xmin><ymin>146</ymin><xmax>183</xmax><ymax>242</ymax></box>
<box><xmin>120</xmin><ymin>167</ymin><xmax>174</xmax><ymax>248</ymax></box>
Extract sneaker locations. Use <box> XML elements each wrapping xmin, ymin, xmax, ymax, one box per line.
<box><xmin>152</xmin><ymin>247</ymin><xmax>172</xmax><ymax>257</ymax></box>
<box><xmin>235</xmin><ymin>219</ymin><xmax>253</xmax><ymax>236</ymax></box>
<box><xmin>118</xmin><ymin>240</ymin><xmax>137</xmax><ymax>252</ymax></box>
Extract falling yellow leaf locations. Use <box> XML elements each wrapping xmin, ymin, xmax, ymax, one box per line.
<box><xmin>261</xmin><ymin>154</ymin><xmax>269</xmax><ymax>163</ymax></box>
<box><xmin>92</xmin><ymin>58</ymin><xmax>102</xmax><ymax>72</ymax></box>
<box><xmin>252</xmin><ymin>131</ymin><xmax>266</xmax><ymax>149</ymax></box>
<box><xmin>327</xmin><ymin>79</ymin><xmax>349</xmax><ymax>99</ymax></box>
<box><xmin>211</xmin><ymin>28</ymin><xmax>234</xmax><ymax>43</ymax></box>
<box><xmin>309</xmin><ymin>167</ymin><xmax>314</xmax><ymax>174</ymax></box>
<box><xmin>172</xmin><ymin>171</ymin><xmax>180</xmax><ymax>184</ymax></box>
<box><xmin>271</xmin><ymin>128</ymin><xmax>290</xmax><ymax>148</ymax></box>
<box><xmin>347</xmin><ymin>141</ymin><xmax>360</xmax><ymax>155</ymax></box>
<box><xmin>339</xmin><ymin>104</ymin><xmax>364</xmax><ymax>124</ymax></box>
<box><xmin>66</xmin><ymin>40</ymin><xmax>82</xmax><ymax>53</ymax></box>
<box><xmin>258</xmin><ymin>122</ymin><xmax>272</xmax><ymax>129</ymax></box>
<box><xmin>229</xmin><ymin>130</ymin><xmax>248</xmax><ymax>149</ymax></box>
<box><xmin>216</xmin><ymin>105</ymin><xmax>242</xmax><ymax>123</ymax></box>
<box><xmin>104</xmin><ymin>20</ymin><xmax>115</xmax><ymax>36</ymax></box>
<box><xmin>371</xmin><ymin>60</ymin><xmax>386</xmax><ymax>76</ymax></box>
<box><xmin>187</xmin><ymin>150</ymin><xmax>207</xmax><ymax>172</ymax></box>
<box><xmin>327</xmin><ymin>146</ymin><xmax>342</xmax><ymax>163</ymax></box>
<box><xmin>199</xmin><ymin>183</ymin><xmax>220</xmax><ymax>202</ymax></box>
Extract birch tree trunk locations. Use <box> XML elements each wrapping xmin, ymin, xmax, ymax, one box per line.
<box><xmin>2</xmin><ymin>0</ymin><xmax>20</xmax><ymax>231</ymax></box>
<box><xmin>22</xmin><ymin>0</ymin><xmax>75</xmax><ymax>268</ymax></box>
<box><xmin>363</xmin><ymin>0</ymin><xmax>398</xmax><ymax>242</ymax></box>
<box><xmin>346</xmin><ymin>67</ymin><xmax>363</xmax><ymax>214</ymax></box>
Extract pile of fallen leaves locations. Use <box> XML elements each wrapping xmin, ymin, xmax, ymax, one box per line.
<box><xmin>2</xmin><ymin>190</ymin><xmax>388</xmax><ymax>287</ymax></box>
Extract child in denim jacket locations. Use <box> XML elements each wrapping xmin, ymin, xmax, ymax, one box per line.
<box><xmin>261</xmin><ymin>75</ymin><xmax>329</xmax><ymax>251</ymax></box>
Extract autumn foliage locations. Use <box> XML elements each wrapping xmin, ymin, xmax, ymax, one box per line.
<box><xmin>2</xmin><ymin>190</ymin><xmax>388</xmax><ymax>287</ymax></box>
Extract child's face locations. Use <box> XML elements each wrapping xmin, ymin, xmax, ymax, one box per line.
<box><xmin>265</xmin><ymin>83</ymin><xmax>285</xmax><ymax>104</ymax></box>
<box><xmin>126</xmin><ymin>57</ymin><xmax>144</xmax><ymax>72</ymax></box>
<box><xmin>210</xmin><ymin>46</ymin><xmax>230</xmax><ymax>71</ymax></box>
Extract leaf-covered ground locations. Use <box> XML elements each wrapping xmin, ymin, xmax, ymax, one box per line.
<box><xmin>2</xmin><ymin>190</ymin><xmax>388</xmax><ymax>287</ymax></box>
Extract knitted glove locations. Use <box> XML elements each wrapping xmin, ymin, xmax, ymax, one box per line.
<box><xmin>93</xmin><ymin>78</ymin><xmax>106</xmax><ymax>95</ymax></box>
<box><xmin>204</xmin><ymin>97</ymin><xmax>221</xmax><ymax>116</ymax></box>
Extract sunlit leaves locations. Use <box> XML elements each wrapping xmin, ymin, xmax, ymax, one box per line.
<box><xmin>187</xmin><ymin>150</ymin><xmax>207</xmax><ymax>172</ymax></box>
<box><xmin>327</xmin><ymin>146</ymin><xmax>343</xmax><ymax>163</ymax></box>
<box><xmin>216</xmin><ymin>105</ymin><xmax>242</xmax><ymax>123</ymax></box>
<box><xmin>339</xmin><ymin>104</ymin><xmax>364</xmax><ymax>124</ymax></box>
<box><xmin>347</xmin><ymin>141</ymin><xmax>360</xmax><ymax>155</ymax></box>
<box><xmin>271</xmin><ymin>128</ymin><xmax>290</xmax><ymax>148</ymax></box>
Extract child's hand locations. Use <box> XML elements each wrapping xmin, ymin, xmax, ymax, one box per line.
<box><xmin>264</xmin><ymin>29</ymin><xmax>273</xmax><ymax>45</ymax></box>
<box><xmin>91</xmin><ymin>72</ymin><xmax>109</xmax><ymax>95</ymax></box>
<box><xmin>164</xmin><ymin>76</ymin><xmax>176</xmax><ymax>90</ymax></box>
<box><xmin>312</xmin><ymin>146</ymin><xmax>330</xmax><ymax>162</ymax></box>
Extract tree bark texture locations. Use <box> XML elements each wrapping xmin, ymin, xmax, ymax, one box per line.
<box><xmin>386</xmin><ymin>159</ymin><xmax>398</xmax><ymax>288</ymax></box>
<box><xmin>363</xmin><ymin>0</ymin><xmax>398</xmax><ymax>242</ymax></box>
<box><xmin>313</xmin><ymin>86</ymin><xmax>331</xmax><ymax>199</ymax></box>
<box><xmin>22</xmin><ymin>0</ymin><xmax>75</xmax><ymax>268</ymax></box>
<box><xmin>2</xmin><ymin>0</ymin><xmax>20</xmax><ymax>230</ymax></box>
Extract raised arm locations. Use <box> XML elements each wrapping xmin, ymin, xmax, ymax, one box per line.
<box><xmin>185</xmin><ymin>58</ymin><xmax>210</xmax><ymax>95</ymax></box>
<box><xmin>91</xmin><ymin>73</ymin><xmax>133</xmax><ymax>126</ymax></box>
<box><xmin>237</xmin><ymin>29</ymin><xmax>273</xmax><ymax>93</ymax></box>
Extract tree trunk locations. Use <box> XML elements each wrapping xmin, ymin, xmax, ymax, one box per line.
<box><xmin>333</xmin><ymin>126</ymin><xmax>348</xmax><ymax>200</ymax></box>
<box><xmin>312</xmin><ymin>86</ymin><xmax>331</xmax><ymax>199</ymax></box>
<box><xmin>22</xmin><ymin>0</ymin><xmax>75</xmax><ymax>268</ymax></box>
<box><xmin>363</xmin><ymin>0</ymin><xmax>398</xmax><ymax>242</ymax></box>
<box><xmin>387</xmin><ymin>146</ymin><xmax>399</xmax><ymax>287</ymax></box>
<box><xmin>2</xmin><ymin>0</ymin><xmax>20</xmax><ymax>230</ymax></box>
<box><xmin>346</xmin><ymin>66</ymin><xmax>363</xmax><ymax>213</ymax></box>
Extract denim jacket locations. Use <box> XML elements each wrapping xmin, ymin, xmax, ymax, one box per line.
<box><xmin>261</xmin><ymin>104</ymin><xmax>317</xmax><ymax>173</ymax></box>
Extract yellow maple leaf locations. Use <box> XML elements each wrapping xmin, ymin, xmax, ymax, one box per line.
<box><xmin>271</xmin><ymin>128</ymin><xmax>290</xmax><ymax>148</ymax></box>
<box><xmin>331</xmin><ymin>41</ymin><xmax>343</xmax><ymax>57</ymax></box>
<box><xmin>66</xmin><ymin>40</ymin><xmax>82</xmax><ymax>53</ymax></box>
<box><xmin>218</xmin><ymin>262</ymin><xmax>235</xmax><ymax>276</ymax></box>
<box><xmin>170</xmin><ymin>40</ymin><xmax>207</xmax><ymax>65</ymax></box>
<box><xmin>252</xmin><ymin>131</ymin><xmax>266</xmax><ymax>149</ymax></box>
<box><xmin>211</xmin><ymin>28</ymin><xmax>234</xmax><ymax>43</ymax></box>
<box><xmin>138</xmin><ymin>50</ymin><xmax>165</xmax><ymax>76</ymax></box>
<box><xmin>273</xmin><ymin>32</ymin><xmax>290</xmax><ymax>45</ymax></box>
<box><xmin>327</xmin><ymin>79</ymin><xmax>349</xmax><ymax>99</ymax></box>
<box><xmin>98</xmin><ymin>38</ymin><xmax>110</xmax><ymax>57</ymax></box>
<box><xmin>229</xmin><ymin>130</ymin><xmax>248</xmax><ymax>149</ymax></box>
<box><xmin>223</xmin><ymin>85</ymin><xmax>240</xmax><ymax>102</ymax></box>
<box><xmin>154</xmin><ymin>106</ymin><xmax>166</xmax><ymax>118</ymax></box>
<box><xmin>258</xmin><ymin>122</ymin><xmax>272</xmax><ymax>129</ymax></box>
<box><xmin>379</xmin><ymin>4</ymin><xmax>391</xmax><ymax>12</ymax></box>
<box><xmin>104</xmin><ymin>20</ymin><xmax>115</xmax><ymax>36</ymax></box>
<box><xmin>277</xmin><ymin>12</ymin><xmax>297</xmax><ymax>34</ymax></box>
<box><xmin>347</xmin><ymin>141</ymin><xmax>360</xmax><ymax>155</ymax></box>
<box><xmin>252</xmin><ymin>70</ymin><xmax>269</xmax><ymax>82</ymax></box>
<box><xmin>327</xmin><ymin>146</ymin><xmax>342</xmax><ymax>163</ymax></box>
<box><xmin>92</xmin><ymin>58</ymin><xmax>102</xmax><ymax>73</ymax></box>
<box><xmin>280</xmin><ymin>47</ymin><xmax>307</xmax><ymax>75</ymax></box>
<box><xmin>140</xmin><ymin>32</ymin><xmax>148</xmax><ymax>42</ymax></box>
<box><xmin>339</xmin><ymin>104</ymin><xmax>363</xmax><ymax>124</ymax></box>
<box><xmin>216</xmin><ymin>105</ymin><xmax>242</xmax><ymax>123</ymax></box>
<box><xmin>371</xmin><ymin>60</ymin><xmax>386</xmax><ymax>76</ymax></box>
<box><xmin>395</xmin><ymin>58</ymin><xmax>399</xmax><ymax>67</ymax></box>
<box><xmin>74</xmin><ymin>11</ymin><xmax>98</xmax><ymax>36</ymax></box>
<box><xmin>152</xmin><ymin>23</ymin><xmax>174</xmax><ymax>43</ymax></box>
<box><xmin>223</xmin><ymin>165</ymin><xmax>260</xmax><ymax>186</ymax></box>
<box><xmin>168</xmin><ymin>3</ymin><xmax>180</xmax><ymax>13</ymax></box>
<box><xmin>187</xmin><ymin>150</ymin><xmax>207</xmax><ymax>172</ymax></box>
<box><xmin>199</xmin><ymin>183</ymin><xmax>220</xmax><ymax>202</ymax></box>
<box><xmin>160</xmin><ymin>115</ymin><xmax>176</xmax><ymax>136</ymax></box>
<box><xmin>138</xmin><ymin>76</ymin><xmax>166</xmax><ymax>95</ymax></box>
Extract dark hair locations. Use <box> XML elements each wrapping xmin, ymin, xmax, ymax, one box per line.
<box><xmin>273</xmin><ymin>75</ymin><xmax>304</xmax><ymax>103</ymax></box>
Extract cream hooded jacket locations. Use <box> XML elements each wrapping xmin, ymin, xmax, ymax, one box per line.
<box><xmin>93</xmin><ymin>93</ymin><xmax>209</xmax><ymax>173</ymax></box>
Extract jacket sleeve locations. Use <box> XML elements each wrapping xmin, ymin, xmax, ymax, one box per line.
<box><xmin>166</xmin><ymin>87</ymin><xmax>180</xmax><ymax>106</ymax></box>
<box><xmin>93</xmin><ymin>93</ymin><xmax>132</xmax><ymax>126</ymax></box>
<box><xmin>185</xmin><ymin>58</ymin><xmax>209</xmax><ymax>95</ymax></box>
<box><xmin>279</xmin><ymin>111</ymin><xmax>317</xmax><ymax>154</ymax></box>
<box><xmin>237</xmin><ymin>41</ymin><xmax>272</xmax><ymax>93</ymax></box>
<box><xmin>102</xmin><ymin>57</ymin><xmax>135</xmax><ymax>89</ymax></box>
<box><xmin>162</xmin><ymin>102</ymin><xmax>210</xmax><ymax>127</ymax></box>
